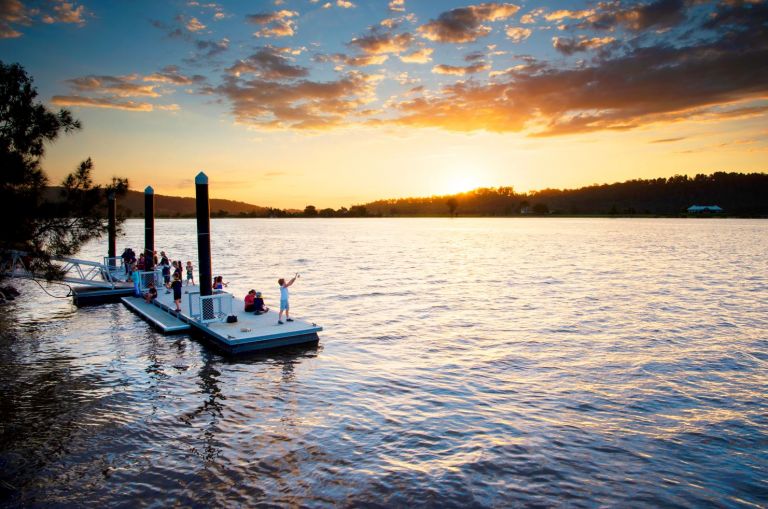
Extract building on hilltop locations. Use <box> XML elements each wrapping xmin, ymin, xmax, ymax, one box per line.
<box><xmin>687</xmin><ymin>205</ymin><xmax>724</xmax><ymax>214</ymax></box>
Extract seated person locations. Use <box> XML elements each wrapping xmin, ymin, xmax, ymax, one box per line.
<box><xmin>253</xmin><ymin>291</ymin><xmax>269</xmax><ymax>315</ymax></box>
<box><xmin>244</xmin><ymin>289</ymin><xmax>257</xmax><ymax>312</ymax></box>
<box><xmin>213</xmin><ymin>275</ymin><xmax>229</xmax><ymax>292</ymax></box>
<box><xmin>144</xmin><ymin>281</ymin><xmax>158</xmax><ymax>303</ymax></box>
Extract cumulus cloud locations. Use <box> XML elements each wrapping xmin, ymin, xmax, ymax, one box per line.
<box><xmin>519</xmin><ymin>8</ymin><xmax>544</xmax><ymax>24</ymax></box>
<box><xmin>337</xmin><ymin>0</ymin><xmax>355</xmax><ymax>8</ymax></box>
<box><xmin>66</xmin><ymin>75</ymin><xmax>161</xmax><ymax>97</ymax></box>
<box><xmin>384</xmin><ymin>23</ymin><xmax>768</xmax><ymax>136</ymax></box>
<box><xmin>214</xmin><ymin>71</ymin><xmax>381</xmax><ymax>130</ymax></box>
<box><xmin>380</xmin><ymin>12</ymin><xmax>415</xmax><ymax>29</ymax></box>
<box><xmin>350</xmin><ymin>31</ymin><xmax>413</xmax><ymax>54</ymax></box>
<box><xmin>505</xmin><ymin>26</ymin><xmax>531</xmax><ymax>42</ymax></box>
<box><xmin>186</xmin><ymin>16</ymin><xmax>206</xmax><ymax>32</ymax></box>
<box><xmin>1</xmin><ymin>0</ymin><xmax>88</xmax><ymax>38</ymax></box>
<box><xmin>325</xmin><ymin>53</ymin><xmax>390</xmax><ymax>67</ymax></box>
<box><xmin>576</xmin><ymin>0</ymin><xmax>687</xmax><ymax>32</ymax></box>
<box><xmin>389</xmin><ymin>0</ymin><xmax>405</xmax><ymax>12</ymax></box>
<box><xmin>399</xmin><ymin>47</ymin><xmax>433</xmax><ymax>63</ymax></box>
<box><xmin>432</xmin><ymin>62</ymin><xmax>490</xmax><ymax>75</ymax></box>
<box><xmin>54</xmin><ymin>70</ymin><xmax>196</xmax><ymax>112</ymax></box>
<box><xmin>552</xmin><ymin>36</ymin><xmax>615</xmax><ymax>55</ymax></box>
<box><xmin>144</xmin><ymin>65</ymin><xmax>206</xmax><ymax>85</ymax></box>
<box><xmin>193</xmin><ymin>37</ymin><xmax>230</xmax><ymax>58</ymax></box>
<box><xmin>227</xmin><ymin>47</ymin><xmax>309</xmax><ymax>79</ymax></box>
<box><xmin>543</xmin><ymin>9</ymin><xmax>594</xmax><ymax>22</ymax></box>
<box><xmin>0</xmin><ymin>0</ymin><xmax>26</xmax><ymax>38</ymax></box>
<box><xmin>418</xmin><ymin>2</ymin><xmax>520</xmax><ymax>43</ymax></box>
<box><xmin>247</xmin><ymin>9</ymin><xmax>298</xmax><ymax>37</ymax></box>
<box><xmin>51</xmin><ymin>96</ymin><xmax>155</xmax><ymax>111</ymax></box>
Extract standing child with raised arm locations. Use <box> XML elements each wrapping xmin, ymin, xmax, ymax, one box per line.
<box><xmin>277</xmin><ymin>273</ymin><xmax>299</xmax><ymax>325</ymax></box>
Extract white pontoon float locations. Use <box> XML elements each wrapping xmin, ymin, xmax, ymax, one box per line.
<box><xmin>122</xmin><ymin>274</ymin><xmax>322</xmax><ymax>354</ymax></box>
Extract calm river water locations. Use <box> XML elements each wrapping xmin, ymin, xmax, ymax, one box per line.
<box><xmin>1</xmin><ymin>218</ymin><xmax>766</xmax><ymax>507</ymax></box>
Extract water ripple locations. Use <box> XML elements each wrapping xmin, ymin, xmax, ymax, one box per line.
<box><xmin>0</xmin><ymin>218</ymin><xmax>766</xmax><ymax>507</ymax></box>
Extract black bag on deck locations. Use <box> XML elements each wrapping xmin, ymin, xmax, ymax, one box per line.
<box><xmin>226</xmin><ymin>315</ymin><xmax>238</xmax><ymax>323</ymax></box>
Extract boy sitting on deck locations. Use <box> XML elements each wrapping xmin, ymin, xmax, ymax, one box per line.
<box><xmin>144</xmin><ymin>281</ymin><xmax>158</xmax><ymax>304</ymax></box>
<box><xmin>245</xmin><ymin>290</ymin><xmax>269</xmax><ymax>314</ymax></box>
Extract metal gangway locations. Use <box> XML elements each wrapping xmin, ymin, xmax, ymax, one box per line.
<box><xmin>1</xmin><ymin>251</ymin><xmax>128</xmax><ymax>289</ymax></box>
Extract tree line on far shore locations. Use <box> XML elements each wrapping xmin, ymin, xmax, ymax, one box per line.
<box><xmin>362</xmin><ymin>173</ymin><xmax>768</xmax><ymax>217</ymax></box>
<box><xmin>110</xmin><ymin>172</ymin><xmax>768</xmax><ymax>218</ymax></box>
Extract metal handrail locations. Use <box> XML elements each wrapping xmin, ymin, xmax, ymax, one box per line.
<box><xmin>1</xmin><ymin>250</ymin><xmax>122</xmax><ymax>289</ymax></box>
<box><xmin>189</xmin><ymin>291</ymin><xmax>233</xmax><ymax>324</ymax></box>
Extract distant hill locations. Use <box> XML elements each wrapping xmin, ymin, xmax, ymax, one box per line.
<box><xmin>116</xmin><ymin>189</ymin><xmax>270</xmax><ymax>218</ymax></box>
<box><xmin>47</xmin><ymin>188</ymin><xmax>269</xmax><ymax>218</ymax></box>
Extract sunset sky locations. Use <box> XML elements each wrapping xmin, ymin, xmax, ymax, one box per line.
<box><xmin>2</xmin><ymin>0</ymin><xmax>766</xmax><ymax>207</ymax></box>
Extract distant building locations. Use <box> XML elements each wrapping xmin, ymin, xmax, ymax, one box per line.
<box><xmin>687</xmin><ymin>205</ymin><xmax>724</xmax><ymax>213</ymax></box>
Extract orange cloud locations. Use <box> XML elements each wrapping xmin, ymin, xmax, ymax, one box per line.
<box><xmin>383</xmin><ymin>28</ymin><xmax>768</xmax><ymax>136</ymax></box>
<box><xmin>144</xmin><ymin>65</ymin><xmax>206</xmax><ymax>85</ymax></box>
<box><xmin>399</xmin><ymin>47</ymin><xmax>433</xmax><ymax>63</ymax></box>
<box><xmin>575</xmin><ymin>0</ymin><xmax>687</xmax><ymax>32</ymax></box>
<box><xmin>247</xmin><ymin>10</ymin><xmax>298</xmax><ymax>37</ymax></box>
<box><xmin>66</xmin><ymin>75</ymin><xmax>161</xmax><ymax>97</ymax></box>
<box><xmin>432</xmin><ymin>62</ymin><xmax>490</xmax><ymax>75</ymax></box>
<box><xmin>418</xmin><ymin>2</ymin><xmax>520</xmax><ymax>43</ymax></box>
<box><xmin>389</xmin><ymin>0</ymin><xmax>405</xmax><ymax>12</ymax></box>
<box><xmin>505</xmin><ymin>26</ymin><xmax>531</xmax><ymax>42</ymax></box>
<box><xmin>544</xmin><ymin>9</ymin><xmax>594</xmax><ymax>21</ymax></box>
<box><xmin>350</xmin><ymin>31</ymin><xmax>413</xmax><ymax>54</ymax></box>
<box><xmin>51</xmin><ymin>96</ymin><xmax>155</xmax><ymax>111</ymax></box>
<box><xmin>1</xmin><ymin>0</ymin><xmax>88</xmax><ymax>37</ymax></box>
<box><xmin>227</xmin><ymin>47</ymin><xmax>309</xmax><ymax>79</ymax></box>
<box><xmin>214</xmin><ymin>71</ymin><xmax>380</xmax><ymax>130</ymax></box>
<box><xmin>186</xmin><ymin>16</ymin><xmax>206</xmax><ymax>32</ymax></box>
<box><xmin>552</xmin><ymin>36</ymin><xmax>615</xmax><ymax>55</ymax></box>
<box><xmin>316</xmin><ymin>53</ymin><xmax>390</xmax><ymax>67</ymax></box>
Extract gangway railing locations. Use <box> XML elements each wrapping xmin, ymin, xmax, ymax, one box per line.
<box><xmin>103</xmin><ymin>256</ymin><xmax>126</xmax><ymax>281</ymax></box>
<box><xmin>1</xmin><ymin>250</ymin><xmax>126</xmax><ymax>289</ymax></box>
<box><xmin>136</xmin><ymin>270</ymin><xmax>163</xmax><ymax>293</ymax></box>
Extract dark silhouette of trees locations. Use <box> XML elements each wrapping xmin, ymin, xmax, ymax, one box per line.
<box><xmin>303</xmin><ymin>205</ymin><xmax>318</xmax><ymax>217</ymax></box>
<box><xmin>446</xmin><ymin>197</ymin><xmax>458</xmax><ymax>216</ymax></box>
<box><xmin>359</xmin><ymin>173</ymin><xmax>767</xmax><ymax>217</ymax></box>
<box><xmin>1</xmin><ymin>61</ymin><xmax>127</xmax><ymax>279</ymax></box>
<box><xmin>348</xmin><ymin>205</ymin><xmax>368</xmax><ymax>217</ymax></box>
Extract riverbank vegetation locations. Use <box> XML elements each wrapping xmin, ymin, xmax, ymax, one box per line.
<box><xmin>0</xmin><ymin>61</ymin><xmax>126</xmax><ymax>278</ymax></box>
<box><xmin>101</xmin><ymin>172</ymin><xmax>767</xmax><ymax>218</ymax></box>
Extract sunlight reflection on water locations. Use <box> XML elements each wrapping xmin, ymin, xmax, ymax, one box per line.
<box><xmin>0</xmin><ymin>218</ymin><xmax>766</xmax><ymax>507</ymax></box>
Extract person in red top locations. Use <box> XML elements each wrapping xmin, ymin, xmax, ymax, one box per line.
<box><xmin>244</xmin><ymin>289</ymin><xmax>257</xmax><ymax>312</ymax></box>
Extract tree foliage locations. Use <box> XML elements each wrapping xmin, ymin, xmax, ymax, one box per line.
<box><xmin>0</xmin><ymin>61</ymin><xmax>127</xmax><ymax>277</ymax></box>
<box><xmin>361</xmin><ymin>174</ymin><xmax>768</xmax><ymax>217</ymax></box>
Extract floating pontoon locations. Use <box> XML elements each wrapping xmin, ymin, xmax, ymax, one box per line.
<box><xmin>122</xmin><ymin>281</ymin><xmax>321</xmax><ymax>353</ymax></box>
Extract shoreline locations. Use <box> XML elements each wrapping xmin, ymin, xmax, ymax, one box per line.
<box><xmin>120</xmin><ymin>214</ymin><xmax>768</xmax><ymax>219</ymax></box>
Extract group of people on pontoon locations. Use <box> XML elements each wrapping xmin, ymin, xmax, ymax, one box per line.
<box><xmin>125</xmin><ymin>246</ymin><xmax>300</xmax><ymax>323</ymax></box>
<box><xmin>125</xmin><ymin>249</ymin><xmax>194</xmax><ymax>312</ymax></box>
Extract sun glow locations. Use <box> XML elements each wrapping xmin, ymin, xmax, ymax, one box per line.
<box><xmin>440</xmin><ymin>173</ymin><xmax>483</xmax><ymax>195</ymax></box>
